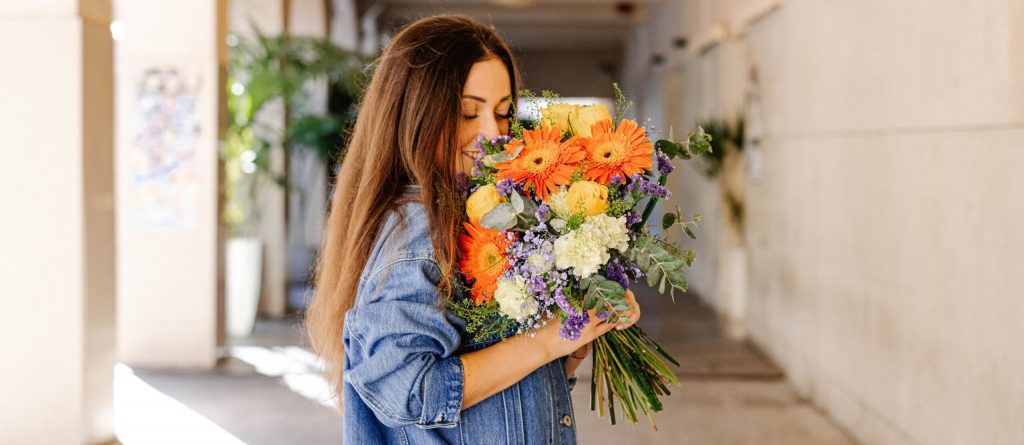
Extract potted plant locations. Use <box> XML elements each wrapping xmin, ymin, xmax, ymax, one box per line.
<box><xmin>222</xmin><ymin>27</ymin><xmax>365</xmax><ymax>337</ymax></box>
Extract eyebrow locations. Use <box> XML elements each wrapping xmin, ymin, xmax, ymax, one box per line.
<box><xmin>462</xmin><ymin>94</ymin><xmax>512</xmax><ymax>104</ymax></box>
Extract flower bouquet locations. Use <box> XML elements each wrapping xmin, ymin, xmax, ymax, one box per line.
<box><xmin>450</xmin><ymin>85</ymin><xmax>710</xmax><ymax>429</ymax></box>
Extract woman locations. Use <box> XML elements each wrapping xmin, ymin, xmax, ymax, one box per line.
<box><xmin>305</xmin><ymin>15</ymin><xmax>641</xmax><ymax>444</ymax></box>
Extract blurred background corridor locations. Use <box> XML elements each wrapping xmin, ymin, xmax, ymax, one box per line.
<box><xmin>1</xmin><ymin>0</ymin><xmax>1022</xmax><ymax>444</ymax></box>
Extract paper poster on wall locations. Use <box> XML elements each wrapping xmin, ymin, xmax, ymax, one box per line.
<box><xmin>127</xmin><ymin>67</ymin><xmax>203</xmax><ymax>229</ymax></box>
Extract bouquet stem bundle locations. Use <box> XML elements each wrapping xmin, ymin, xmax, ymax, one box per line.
<box><xmin>591</xmin><ymin>326</ymin><xmax>680</xmax><ymax>429</ymax></box>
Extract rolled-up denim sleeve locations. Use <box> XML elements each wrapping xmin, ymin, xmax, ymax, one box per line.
<box><xmin>344</xmin><ymin>257</ymin><xmax>464</xmax><ymax>429</ymax></box>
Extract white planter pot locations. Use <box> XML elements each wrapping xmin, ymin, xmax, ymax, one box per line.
<box><xmin>226</xmin><ymin>237</ymin><xmax>263</xmax><ymax>338</ymax></box>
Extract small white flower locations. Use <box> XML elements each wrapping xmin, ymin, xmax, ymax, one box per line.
<box><xmin>527</xmin><ymin>252</ymin><xmax>552</xmax><ymax>273</ymax></box>
<box><xmin>494</xmin><ymin>275</ymin><xmax>539</xmax><ymax>321</ymax></box>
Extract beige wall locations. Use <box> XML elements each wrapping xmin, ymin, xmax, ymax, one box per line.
<box><xmin>631</xmin><ymin>0</ymin><xmax>1024</xmax><ymax>444</ymax></box>
<box><xmin>114</xmin><ymin>0</ymin><xmax>224</xmax><ymax>368</ymax></box>
<box><xmin>0</xmin><ymin>1</ymin><xmax>116</xmax><ymax>443</ymax></box>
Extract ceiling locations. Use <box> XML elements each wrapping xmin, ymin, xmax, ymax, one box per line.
<box><xmin>355</xmin><ymin>0</ymin><xmax>656</xmax><ymax>52</ymax></box>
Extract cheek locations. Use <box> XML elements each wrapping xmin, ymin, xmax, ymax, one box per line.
<box><xmin>458</xmin><ymin>122</ymin><xmax>479</xmax><ymax>148</ymax></box>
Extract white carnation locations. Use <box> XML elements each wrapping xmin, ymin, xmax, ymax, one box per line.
<box><xmin>493</xmin><ymin>275</ymin><xmax>539</xmax><ymax>321</ymax></box>
<box><xmin>553</xmin><ymin>214</ymin><xmax>630</xmax><ymax>278</ymax></box>
<box><xmin>585</xmin><ymin>214</ymin><xmax>630</xmax><ymax>252</ymax></box>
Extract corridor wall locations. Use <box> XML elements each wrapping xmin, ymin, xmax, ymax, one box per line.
<box><xmin>628</xmin><ymin>1</ymin><xmax>1024</xmax><ymax>444</ymax></box>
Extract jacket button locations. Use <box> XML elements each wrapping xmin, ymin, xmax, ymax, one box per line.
<box><xmin>560</xmin><ymin>415</ymin><xmax>572</xmax><ymax>427</ymax></box>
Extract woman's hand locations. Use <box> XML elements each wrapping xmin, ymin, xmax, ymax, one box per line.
<box><xmin>460</xmin><ymin>290</ymin><xmax>639</xmax><ymax>410</ymax></box>
<box><xmin>541</xmin><ymin>289</ymin><xmax>641</xmax><ymax>360</ymax></box>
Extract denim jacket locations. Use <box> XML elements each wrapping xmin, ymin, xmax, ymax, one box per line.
<box><xmin>342</xmin><ymin>188</ymin><xmax>579</xmax><ymax>445</ymax></box>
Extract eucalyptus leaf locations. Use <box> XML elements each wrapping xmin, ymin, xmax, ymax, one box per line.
<box><xmin>510</xmin><ymin>191</ymin><xmax>524</xmax><ymax>213</ymax></box>
<box><xmin>550</xmin><ymin>218</ymin><xmax>567</xmax><ymax>231</ymax></box>
<box><xmin>661</xmin><ymin>212</ymin><xmax>677</xmax><ymax>230</ymax></box>
<box><xmin>482</xmin><ymin>152</ymin><xmax>512</xmax><ymax>167</ymax></box>
<box><xmin>585</xmin><ymin>274</ymin><xmax>627</xmax><ymax>314</ymax></box>
<box><xmin>480</xmin><ymin>202</ymin><xmax>518</xmax><ymax>230</ymax></box>
<box><xmin>683</xmin><ymin>226</ymin><xmax>696</xmax><ymax>239</ymax></box>
<box><xmin>654</xmin><ymin>139</ymin><xmax>681</xmax><ymax>159</ymax></box>
<box><xmin>521</xmin><ymin>196</ymin><xmax>537</xmax><ymax>214</ymax></box>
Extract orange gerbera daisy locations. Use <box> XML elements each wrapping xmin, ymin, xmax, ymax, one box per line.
<box><xmin>458</xmin><ymin>221</ymin><xmax>513</xmax><ymax>305</ymax></box>
<box><xmin>577</xmin><ymin>119</ymin><xmax>654</xmax><ymax>185</ymax></box>
<box><xmin>494</xmin><ymin>125</ymin><xmax>585</xmax><ymax>201</ymax></box>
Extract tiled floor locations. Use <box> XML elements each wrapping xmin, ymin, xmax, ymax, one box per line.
<box><xmin>118</xmin><ymin>287</ymin><xmax>858</xmax><ymax>444</ymax></box>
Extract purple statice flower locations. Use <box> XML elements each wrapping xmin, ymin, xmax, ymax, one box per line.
<box><xmin>646</xmin><ymin>182</ymin><xmax>671</xmax><ymax>198</ymax></box>
<box><xmin>605</xmin><ymin>260</ymin><xmax>630</xmax><ymax>289</ymax></box>
<box><xmin>552</xmin><ymin>287</ymin><xmax>576</xmax><ymax>315</ymax></box>
<box><xmin>656</xmin><ymin>151</ymin><xmax>674</xmax><ymax>175</ymax></box>
<box><xmin>625</xmin><ymin>211</ymin><xmax>642</xmax><ymax>227</ymax></box>
<box><xmin>626</xmin><ymin>173</ymin><xmax>671</xmax><ymax>199</ymax></box>
<box><xmin>610</xmin><ymin>174</ymin><xmax>623</xmax><ymax>186</ymax></box>
<box><xmin>495</xmin><ymin>178</ymin><xmax>516</xmax><ymax>197</ymax></box>
<box><xmin>627</xmin><ymin>173</ymin><xmax>643</xmax><ymax>192</ymax></box>
<box><xmin>560</xmin><ymin>312</ymin><xmax>591</xmax><ymax>341</ymax></box>
<box><xmin>535</xmin><ymin>202</ymin><xmax>549</xmax><ymax>221</ymax></box>
<box><xmin>491</xmin><ymin>135</ymin><xmax>513</xmax><ymax>146</ymax></box>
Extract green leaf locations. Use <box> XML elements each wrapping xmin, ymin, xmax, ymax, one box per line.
<box><xmin>510</xmin><ymin>191</ymin><xmax>524</xmax><ymax>213</ymax></box>
<box><xmin>482</xmin><ymin>152</ymin><xmax>513</xmax><ymax>167</ymax></box>
<box><xmin>584</xmin><ymin>274</ymin><xmax>626</xmax><ymax>316</ymax></box>
<box><xmin>684</xmin><ymin>249</ymin><xmax>696</xmax><ymax>266</ymax></box>
<box><xmin>480</xmin><ymin>202</ymin><xmax>518</xmax><ymax>230</ymax></box>
<box><xmin>654</xmin><ymin>139</ymin><xmax>682</xmax><ymax>159</ymax></box>
<box><xmin>682</xmin><ymin>225</ymin><xmax>696</xmax><ymax>239</ymax></box>
<box><xmin>661</xmin><ymin>212</ymin><xmax>677</xmax><ymax>230</ymax></box>
<box><xmin>629</xmin><ymin>235</ymin><xmax>689</xmax><ymax>300</ymax></box>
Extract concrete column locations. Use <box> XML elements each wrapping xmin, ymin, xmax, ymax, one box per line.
<box><xmin>0</xmin><ymin>1</ymin><xmax>116</xmax><ymax>443</ymax></box>
<box><xmin>286</xmin><ymin>0</ymin><xmax>329</xmax><ymax>309</ymax></box>
<box><xmin>114</xmin><ymin>0</ymin><xmax>226</xmax><ymax>368</ymax></box>
<box><xmin>228</xmin><ymin>0</ymin><xmax>289</xmax><ymax>318</ymax></box>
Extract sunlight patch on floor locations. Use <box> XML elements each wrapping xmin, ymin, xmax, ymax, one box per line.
<box><xmin>113</xmin><ymin>363</ymin><xmax>245</xmax><ymax>445</ymax></box>
<box><xmin>228</xmin><ymin>346</ymin><xmax>337</xmax><ymax>408</ymax></box>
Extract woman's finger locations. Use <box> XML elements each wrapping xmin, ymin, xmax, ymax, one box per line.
<box><xmin>616</xmin><ymin>290</ymin><xmax>641</xmax><ymax>329</ymax></box>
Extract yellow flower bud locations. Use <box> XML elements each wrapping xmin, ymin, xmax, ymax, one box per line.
<box><xmin>570</xmin><ymin>104</ymin><xmax>612</xmax><ymax>138</ymax></box>
<box><xmin>539</xmin><ymin>103</ymin><xmax>577</xmax><ymax>133</ymax></box>
<box><xmin>466</xmin><ymin>184</ymin><xmax>503</xmax><ymax>222</ymax></box>
<box><xmin>564</xmin><ymin>180</ymin><xmax>609</xmax><ymax>217</ymax></box>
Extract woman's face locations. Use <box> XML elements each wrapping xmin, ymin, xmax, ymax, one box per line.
<box><xmin>457</xmin><ymin>57</ymin><xmax>513</xmax><ymax>176</ymax></box>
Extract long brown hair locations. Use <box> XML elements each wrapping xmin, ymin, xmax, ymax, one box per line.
<box><xmin>305</xmin><ymin>14</ymin><xmax>520</xmax><ymax>406</ymax></box>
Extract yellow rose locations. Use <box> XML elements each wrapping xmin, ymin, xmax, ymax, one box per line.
<box><xmin>539</xmin><ymin>103</ymin><xmax>576</xmax><ymax>132</ymax></box>
<box><xmin>570</xmin><ymin>104</ymin><xmax>612</xmax><ymax>138</ymax></box>
<box><xmin>564</xmin><ymin>180</ymin><xmax>609</xmax><ymax>216</ymax></box>
<box><xmin>466</xmin><ymin>184</ymin><xmax>503</xmax><ymax>222</ymax></box>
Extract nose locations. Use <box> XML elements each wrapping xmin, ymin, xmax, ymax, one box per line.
<box><xmin>478</xmin><ymin>114</ymin><xmax>500</xmax><ymax>140</ymax></box>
